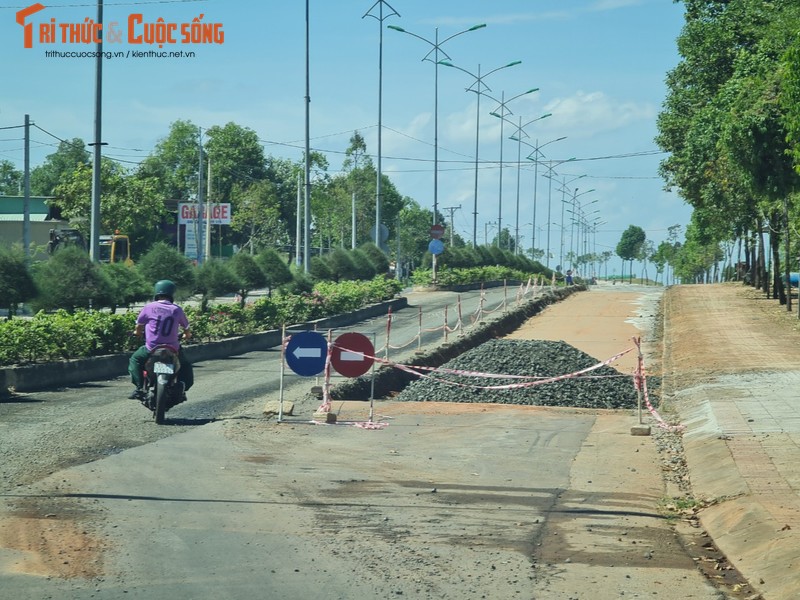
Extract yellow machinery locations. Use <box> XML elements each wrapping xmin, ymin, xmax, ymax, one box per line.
<box><xmin>98</xmin><ymin>231</ymin><xmax>133</xmax><ymax>265</ymax></box>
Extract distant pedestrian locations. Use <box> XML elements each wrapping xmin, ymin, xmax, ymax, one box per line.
<box><xmin>565</xmin><ymin>270</ymin><xmax>574</xmax><ymax>285</ymax></box>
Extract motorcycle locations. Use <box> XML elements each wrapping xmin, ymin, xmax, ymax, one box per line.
<box><xmin>141</xmin><ymin>345</ymin><xmax>186</xmax><ymax>424</ymax></box>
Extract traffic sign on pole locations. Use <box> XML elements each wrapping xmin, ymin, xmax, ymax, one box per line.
<box><xmin>430</xmin><ymin>224</ymin><xmax>445</xmax><ymax>239</ymax></box>
<box><xmin>331</xmin><ymin>332</ymin><xmax>375</xmax><ymax>378</ymax></box>
<box><xmin>285</xmin><ymin>331</ymin><xmax>328</xmax><ymax>376</ymax></box>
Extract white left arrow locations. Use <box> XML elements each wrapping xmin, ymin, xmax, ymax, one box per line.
<box><xmin>340</xmin><ymin>351</ymin><xmax>365</xmax><ymax>362</ymax></box>
<box><xmin>293</xmin><ymin>347</ymin><xmax>322</xmax><ymax>359</ymax></box>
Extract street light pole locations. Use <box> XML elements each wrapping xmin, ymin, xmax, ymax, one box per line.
<box><xmin>566</xmin><ymin>193</ymin><xmax>597</xmax><ymax>274</ymax></box>
<box><xmin>439</xmin><ymin>59</ymin><xmax>522</xmax><ymax>247</ymax></box>
<box><xmin>499</xmin><ymin>113</ymin><xmax>555</xmax><ymax>255</ymax></box>
<box><xmin>539</xmin><ymin>157</ymin><xmax>575</xmax><ymax>269</ymax></box>
<box><xmin>364</xmin><ymin>0</ymin><xmax>400</xmax><ymax>248</ymax></box>
<box><xmin>523</xmin><ymin>136</ymin><xmax>565</xmax><ymax>256</ymax></box>
<box><xmin>387</xmin><ymin>22</ymin><xmax>486</xmax><ymax>225</ymax></box>
<box><xmin>303</xmin><ymin>0</ymin><xmax>311</xmax><ymax>272</ymax></box>
<box><xmin>556</xmin><ymin>175</ymin><xmax>587</xmax><ymax>268</ymax></box>
<box><xmin>487</xmin><ymin>88</ymin><xmax>539</xmax><ymax>249</ymax></box>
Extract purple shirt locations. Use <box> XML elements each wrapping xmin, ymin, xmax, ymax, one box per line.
<box><xmin>136</xmin><ymin>300</ymin><xmax>190</xmax><ymax>351</ymax></box>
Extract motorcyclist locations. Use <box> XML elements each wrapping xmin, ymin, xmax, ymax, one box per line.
<box><xmin>128</xmin><ymin>280</ymin><xmax>193</xmax><ymax>401</ymax></box>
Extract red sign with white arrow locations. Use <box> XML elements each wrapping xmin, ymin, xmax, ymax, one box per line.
<box><xmin>331</xmin><ymin>332</ymin><xmax>375</xmax><ymax>378</ymax></box>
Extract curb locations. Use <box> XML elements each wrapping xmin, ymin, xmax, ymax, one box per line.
<box><xmin>0</xmin><ymin>297</ymin><xmax>408</xmax><ymax>396</ymax></box>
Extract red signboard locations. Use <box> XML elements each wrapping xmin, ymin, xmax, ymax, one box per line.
<box><xmin>178</xmin><ymin>202</ymin><xmax>232</xmax><ymax>225</ymax></box>
<box><xmin>331</xmin><ymin>332</ymin><xmax>375</xmax><ymax>378</ymax></box>
<box><xmin>430</xmin><ymin>224</ymin><xmax>445</xmax><ymax>239</ymax></box>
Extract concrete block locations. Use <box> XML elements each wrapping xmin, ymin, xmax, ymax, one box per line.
<box><xmin>312</xmin><ymin>410</ymin><xmax>337</xmax><ymax>424</ymax></box>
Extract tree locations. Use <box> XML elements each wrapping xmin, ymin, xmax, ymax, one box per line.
<box><xmin>395</xmin><ymin>199</ymin><xmax>435</xmax><ymax>273</ymax></box>
<box><xmin>658</xmin><ymin>1</ymin><xmax>800</xmax><ymax>296</ymax></box>
<box><xmin>53</xmin><ymin>159</ymin><xmax>167</xmax><ymax>243</ymax></box>
<box><xmin>327</xmin><ymin>248</ymin><xmax>358</xmax><ymax>282</ymax></box>
<box><xmin>195</xmin><ymin>259</ymin><xmax>240</xmax><ymax>312</ymax></box>
<box><xmin>350</xmin><ymin>249</ymin><xmax>376</xmax><ymax>280</ymax></box>
<box><xmin>616</xmin><ymin>225</ymin><xmax>646</xmax><ymax>283</ymax></box>
<box><xmin>255</xmin><ymin>249</ymin><xmax>293</xmax><ymax>296</ymax></box>
<box><xmin>230</xmin><ymin>179</ymin><xmax>288</xmax><ymax>253</ymax></box>
<box><xmin>491</xmin><ymin>228</ymin><xmax>516</xmax><ymax>254</ymax></box>
<box><xmin>205</xmin><ymin>122</ymin><xmax>267</xmax><ymax>202</ymax></box>
<box><xmin>136</xmin><ymin>242</ymin><xmax>196</xmax><ymax>298</ymax></box>
<box><xmin>0</xmin><ymin>160</ymin><xmax>22</xmax><ymax>196</ymax></box>
<box><xmin>309</xmin><ymin>256</ymin><xmax>333</xmax><ymax>281</ymax></box>
<box><xmin>31</xmin><ymin>246</ymin><xmax>110</xmax><ymax>312</ymax></box>
<box><xmin>359</xmin><ymin>242</ymin><xmax>390</xmax><ymax>275</ymax></box>
<box><xmin>0</xmin><ymin>246</ymin><xmax>37</xmax><ymax>318</ymax></box>
<box><xmin>30</xmin><ymin>138</ymin><xmax>90</xmax><ymax>197</ymax></box>
<box><xmin>138</xmin><ymin>120</ymin><xmax>201</xmax><ymax>201</ymax></box>
<box><xmin>100</xmin><ymin>262</ymin><xmax>148</xmax><ymax>312</ymax></box>
<box><xmin>229</xmin><ymin>252</ymin><xmax>267</xmax><ymax>307</ymax></box>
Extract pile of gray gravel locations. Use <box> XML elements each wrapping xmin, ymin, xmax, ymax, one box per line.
<box><xmin>394</xmin><ymin>339</ymin><xmax>641</xmax><ymax>409</ymax></box>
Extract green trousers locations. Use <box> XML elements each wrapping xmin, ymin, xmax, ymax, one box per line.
<box><xmin>129</xmin><ymin>345</ymin><xmax>194</xmax><ymax>391</ymax></box>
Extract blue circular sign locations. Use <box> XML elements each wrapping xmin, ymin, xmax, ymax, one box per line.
<box><xmin>285</xmin><ymin>331</ymin><xmax>328</xmax><ymax>377</ymax></box>
<box><xmin>428</xmin><ymin>239</ymin><xmax>444</xmax><ymax>255</ymax></box>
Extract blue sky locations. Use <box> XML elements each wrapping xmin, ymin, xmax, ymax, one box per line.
<box><xmin>0</xmin><ymin>0</ymin><xmax>689</xmax><ymax>273</ymax></box>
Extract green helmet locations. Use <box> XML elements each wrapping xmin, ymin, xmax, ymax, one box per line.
<box><xmin>153</xmin><ymin>279</ymin><xmax>177</xmax><ymax>301</ymax></box>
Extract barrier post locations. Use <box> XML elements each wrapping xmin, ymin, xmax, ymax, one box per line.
<box><xmin>369</xmin><ymin>333</ymin><xmax>377</xmax><ymax>422</ymax></box>
<box><xmin>457</xmin><ymin>295</ymin><xmax>463</xmax><ymax>335</ymax></box>
<box><xmin>417</xmin><ymin>306</ymin><xmax>423</xmax><ymax>350</ymax></box>
<box><xmin>278</xmin><ymin>324</ymin><xmax>286</xmax><ymax>422</ymax></box>
<box><xmin>385</xmin><ymin>306</ymin><xmax>392</xmax><ymax>362</ymax></box>
<box><xmin>444</xmin><ymin>304</ymin><xmax>449</xmax><ymax>343</ymax></box>
<box><xmin>636</xmin><ymin>338</ymin><xmax>644</xmax><ymax>424</ymax></box>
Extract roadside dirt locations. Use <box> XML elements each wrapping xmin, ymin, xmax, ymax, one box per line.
<box><xmin>662</xmin><ymin>283</ymin><xmax>800</xmax><ymax>386</ymax></box>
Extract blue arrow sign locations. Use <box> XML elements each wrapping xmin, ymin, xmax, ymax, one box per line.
<box><xmin>285</xmin><ymin>331</ymin><xmax>328</xmax><ymax>376</ymax></box>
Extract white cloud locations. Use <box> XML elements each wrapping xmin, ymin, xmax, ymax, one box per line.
<box><xmin>542</xmin><ymin>91</ymin><xmax>655</xmax><ymax>138</ymax></box>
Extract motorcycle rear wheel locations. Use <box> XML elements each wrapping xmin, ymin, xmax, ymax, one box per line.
<box><xmin>154</xmin><ymin>380</ymin><xmax>167</xmax><ymax>424</ymax></box>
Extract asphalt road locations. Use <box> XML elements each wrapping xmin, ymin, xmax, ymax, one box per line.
<box><xmin>0</xmin><ymin>284</ymin><xmax>746</xmax><ymax>600</ymax></box>
<box><xmin>0</xmin><ymin>283</ymin><xmax>530</xmax><ymax>492</ymax></box>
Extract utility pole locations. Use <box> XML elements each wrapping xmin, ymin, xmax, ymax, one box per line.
<box><xmin>441</xmin><ymin>205</ymin><xmax>461</xmax><ymax>246</ymax></box>
<box><xmin>197</xmin><ymin>126</ymin><xmax>204</xmax><ymax>265</ymax></box>
<box><xmin>89</xmin><ymin>0</ymin><xmax>104</xmax><ymax>262</ymax></box>
<box><xmin>23</xmin><ymin>115</ymin><xmax>30</xmax><ymax>258</ymax></box>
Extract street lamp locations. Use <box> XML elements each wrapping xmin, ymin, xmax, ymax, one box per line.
<box><xmin>439</xmin><ymin>59</ymin><xmax>522</xmax><ymax>247</ymax></box>
<box><xmin>484</xmin><ymin>220</ymin><xmax>497</xmax><ymax>246</ymax></box>
<box><xmin>538</xmin><ymin>158</ymin><xmax>576</xmax><ymax>268</ymax></box>
<box><xmin>522</xmin><ymin>136</ymin><xmax>566</xmax><ymax>254</ymax></box>
<box><xmin>387</xmin><ymin>22</ymin><xmax>486</xmax><ymax>225</ymax></box>
<box><xmin>557</xmin><ymin>176</ymin><xmax>588</xmax><ymax>268</ymax></box>
<box><xmin>501</xmin><ymin>113</ymin><xmax>554</xmax><ymax>254</ymax></box>
<box><xmin>487</xmin><ymin>88</ymin><xmax>539</xmax><ymax>247</ymax></box>
<box><xmin>567</xmin><ymin>194</ymin><xmax>598</xmax><ymax>273</ymax></box>
<box><xmin>363</xmin><ymin>0</ymin><xmax>400</xmax><ymax>248</ymax></box>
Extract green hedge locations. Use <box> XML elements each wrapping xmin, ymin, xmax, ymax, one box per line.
<box><xmin>411</xmin><ymin>266</ymin><xmax>549</xmax><ymax>287</ymax></box>
<box><xmin>0</xmin><ymin>276</ymin><xmax>402</xmax><ymax>366</ymax></box>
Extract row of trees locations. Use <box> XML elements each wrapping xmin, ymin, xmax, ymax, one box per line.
<box><xmin>657</xmin><ymin>0</ymin><xmax>800</xmax><ymax>295</ymax></box>
<box><xmin>1</xmin><ymin>122</ymin><xmax>443</xmax><ymax>268</ymax></box>
<box><xmin>0</xmin><ymin>240</ymin><xmax>395</xmax><ymax>318</ymax></box>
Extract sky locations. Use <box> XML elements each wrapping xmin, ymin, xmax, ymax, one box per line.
<box><xmin>0</xmin><ymin>0</ymin><xmax>690</xmax><ymax>274</ymax></box>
